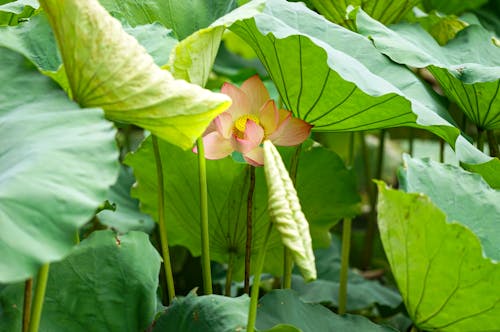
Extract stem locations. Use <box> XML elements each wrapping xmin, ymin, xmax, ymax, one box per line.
<box><xmin>361</xmin><ymin>129</ymin><xmax>386</xmax><ymax>269</ymax></box>
<box><xmin>338</xmin><ymin>133</ymin><xmax>355</xmax><ymax>315</ymax></box>
<box><xmin>74</xmin><ymin>230</ymin><xmax>80</xmax><ymax>245</ymax></box>
<box><xmin>247</xmin><ymin>223</ymin><xmax>273</xmax><ymax>332</ymax></box>
<box><xmin>23</xmin><ymin>279</ymin><xmax>33</xmax><ymax>332</ymax></box>
<box><xmin>152</xmin><ymin>135</ymin><xmax>176</xmax><ymax>303</ymax></box>
<box><xmin>477</xmin><ymin>128</ymin><xmax>484</xmax><ymax>152</ymax></box>
<box><xmin>409</xmin><ymin>128</ymin><xmax>414</xmax><ymax>156</ymax></box>
<box><xmin>338</xmin><ymin>218</ymin><xmax>352</xmax><ymax>315</ymax></box>
<box><xmin>225</xmin><ymin>252</ymin><xmax>235</xmax><ymax>296</ymax></box>
<box><xmin>439</xmin><ymin>140</ymin><xmax>445</xmax><ymax>163</ymax></box>
<box><xmin>487</xmin><ymin>130</ymin><xmax>499</xmax><ymax>158</ymax></box>
<box><xmin>282</xmin><ymin>144</ymin><xmax>302</xmax><ymax>289</ymax></box>
<box><xmin>196</xmin><ymin>137</ymin><xmax>213</xmax><ymax>295</ymax></box>
<box><xmin>28</xmin><ymin>264</ymin><xmax>50</xmax><ymax>332</ymax></box>
<box><xmin>244</xmin><ymin>166</ymin><xmax>256</xmax><ymax>294</ymax></box>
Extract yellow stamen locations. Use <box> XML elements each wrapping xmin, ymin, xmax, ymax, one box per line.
<box><xmin>234</xmin><ymin>114</ymin><xmax>260</xmax><ymax>133</ymax></box>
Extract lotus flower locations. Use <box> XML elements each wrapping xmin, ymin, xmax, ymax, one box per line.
<box><xmin>196</xmin><ymin>75</ymin><xmax>312</xmax><ymax>166</ymax></box>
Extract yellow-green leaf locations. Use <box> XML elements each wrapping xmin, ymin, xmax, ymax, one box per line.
<box><xmin>263</xmin><ymin>140</ymin><xmax>316</xmax><ymax>282</ymax></box>
<box><xmin>40</xmin><ymin>0</ymin><xmax>231</xmax><ymax>149</ymax></box>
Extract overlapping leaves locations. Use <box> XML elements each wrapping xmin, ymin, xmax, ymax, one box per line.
<box><xmin>377</xmin><ymin>157</ymin><xmax>500</xmax><ymax>330</ymax></box>
<box><xmin>39</xmin><ymin>0</ymin><xmax>231</xmax><ymax>150</ymax></box>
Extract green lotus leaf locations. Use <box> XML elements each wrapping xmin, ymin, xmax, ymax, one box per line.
<box><xmin>291</xmin><ymin>237</ymin><xmax>402</xmax><ymax>311</ymax></box>
<box><xmin>0</xmin><ymin>0</ymin><xmax>38</xmax><ymax>26</ymax></box>
<box><xmin>399</xmin><ymin>155</ymin><xmax>500</xmax><ymax>261</ymax></box>
<box><xmin>355</xmin><ymin>9</ymin><xmax>500</xmax><ymax>130</ymax></box>
<box><xmin>0</xmin><ymin>230</ymin><xmax>160</xmax><ymax>331</ymax></box>
<box><xmin>256</xmin><ymin>289</ymin><xmax>397</xmax><ymax>332</ymax></box>
<box><xmin>97</xmin><ymin>166</ymin><xmax>155</xmax><ymax>234</ymax></box>
<box><xmin>211</xmin><ymin>0</ymin><xmax>462</xmax><ymax>146</ymax></box>
<box><xmin>0</xmin><ymin>12</ymin><xmax>179</xmax><ymax>95</ymax></box>
<box><xmin>377</xmin><ymin>183</ymin><xmax>500</xmax><ymax>331</ymax></box>
<box><xmin>0</xmin><ymin>47</ymin><xmax>119</xmax><ymax>283</ymax></box>
<box><xmin>153</xmin><ymin>292</ymin><xmax>249</xmax><ymax>332</ymax></box>
<box><xmin>263</xmin><ymin>140</ymin><xmax>316</xmax><ymax>282</ymax></box>
<box><xmin>422</xmin><ymin>0</ymin><xmax>489</xmax><ymax>15</ymax></box>
<box><xmin>39</xmin><ymin>0</ymin><xmax>231</xmax><ymax>150</ymax></box>
<box><xmin>309</xmin><ymin>0</ymin><xmax>419</xmax><ymax>29</ymax></box>
<box><xmin>125</xmin><ymin>137</ymin><xmax>359</xmax><ymax>280</ymax></box>
<box><xmin>167</xmin><ymin>26</ymin><xmax>225</xmax><ymax>87</ymax></box>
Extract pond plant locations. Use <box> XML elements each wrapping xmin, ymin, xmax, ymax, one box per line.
<box><xmin>0</xmin><ymin>0</ymin><xmax>499</xmax><ymax>331</ymax></box>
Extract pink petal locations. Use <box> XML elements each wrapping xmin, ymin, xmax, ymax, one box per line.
<box><xmin>195</xmin><ymin>131</ymin><xmax>233</xmax><ymax>159</ymax></box>
<box><xmin>268</xmin><ymin>116</ymin><xmax>313</xmax><ymax>146</ymax></box>
<box><xmin>231</xmin><ymin>119</ymin><xmax>264</xmax><ymax>154</ymax></box>
<box><xmin>214</xmin><ymin>112</ymin><xmax>233</xmax><ymax>139</ymax></box>
<box><xmin>244</xmin><ymin>146</ymin><xmax>264</xmax><ymax>167</ymax></box>
<box><xmin>240</xmin><ymin>75</ymin><xmax>270</xmax><ymax>115</ymax></box>
<box><xmin>221</xmin><ymin>82</ymin><xmax>251</xmax><ymax>119</ymax></box>
<box><xmin>259</xmin><ymin>100</ymin><xmax>279</xmax><ymax>137</ymax></box>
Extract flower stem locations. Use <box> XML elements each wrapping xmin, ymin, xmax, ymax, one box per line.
<box><xmin>225</xmin><ymin>252</ymin><xmax>235</xmax><ymax>296</ymax></box>
<box><xmin>361</xmin><ymin>129</ymin><xmax>386</xmax><ymax>269</ymax></box>
<box><xmin>409</xmin><ymin>128</ymin><xmax>414</xmax><ymax>156</ymax></box>
<box><xmin>338</xmin><ymin>218</ymin><xmax>352</xmax><ymax>315</ymax></box>
<box><xmin>338</xmin><ymin>133</ymin><xmax>355</xmax><ymax>315</ymax></box>
<box><xmin>487</xmin><ymin>130</ymin><xmax>499</xmax><ymax>158</ymax></box>
<box><xmin>196</xmin><ymin>137</ymin><xmax>213</xmax><ymax>295</ymax></box>
<box><xmin>477</xmin><ymin>128</ymin><xmax>484</xmax><ymax>152</ymax></box>
<box><xmin>28</xmin><ymin>263</ymin><xmax>50</xmax><ymax>332</ymax></box>
<box><xmin>23</xmin><ymin>278</ymin><xmax>33</xmax><ymax>332</ymax></box>
<box><xmin>282</xmin><ymin>144</ymin><xmax>302</xmax><ymax>289</ymax></box>
<box><xmin>439</xmin><ymin>140</ymin><xmax>445</xmax><ymax>163</ymax></box>
<box><xmin>152</xmin><ymin>135</ymin><xmax>176</xmax><ymax>303</ymax></box>
<box><xmin>247</xmin><ymin>223</ymin><xmax>273</xmax><ymax>332</ymax></box>
<box><xmin>244</xmin><ymin>165</ymin><xmax>256</xmax><ymax>295</ymax></box>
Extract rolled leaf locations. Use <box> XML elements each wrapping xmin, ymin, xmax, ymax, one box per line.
<box><xmin>263</xmin><ymin>140</ymin><xmax>316</xmax><ymax>282</ymax></box>
<box><xmin>39</xmin><ymin>0</ymin><xmax>231</xmax><ymax>150</ymax></box>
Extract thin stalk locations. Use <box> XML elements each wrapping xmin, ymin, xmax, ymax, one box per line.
<box><xmin>338</xmin><ymin>133</ymin><xmax>355</xmax><ymax>315</ymax></box>
<box><xmin>28</xmin><ymin>263</ymin><xmax>50</xmax><ymax>332</ymax></box>
<box><xmin>361</xmin><ymin>129</ymin><xmax>386</xmax><ymax>269</ymax></box>
<box><xmin>225</xmin><ymin>252</ymin><xmax>235</xmax><ymax>296</ymax></box>
<box><xmin>338</xmin><ymin>218</ymin><xmax>352</xmax><ymax>315</ymax></box>
<box><xmin>409</xmin><ymin>128</ymin><xmax>414</xmax><ymax>156</ymax></box>
<box><xmin>487</xmin><ymin>130</ymin><xmax>499</xmax><ymax>158</ymax></box>
<box><xmin>23</xmin><ymin>279</ymin><xmax>33</xmax><ymax>332</ymax></box>
<box><xmin>477</xmin><ymin>128</ymin><xmax>484</xmax><ymax>152</ymax></box>
<box><xmin>439</xmin><ymin>140</ymin><xmax>445</xmax><ymax>163</ymax></box>
<box><xmin>282</xmin><ymin>144</ymin><xmax>302</xmax><ymax>289</ymax></box>
<box><xmin>152</xmin><ymin>135</ymin><xmax>176</xmax><ymax>303</ymax></box>
<box><xmin>74</xmin><ymin>230</ymin><xmax>80</xmax><ymax>244</ymax></box>
<box><xmin>247</xmin><ymin>223</ymin><xmax>273</xmax><ymax>332</ymax></box>
<box><xmin>196</xmin><ymin>137</ymin><xmax>213</xmax><ymax>295</ymax></box>
<box><xmin>244</xmin><ymin>166</ymin><xmax>256</xmax><ymax>294</ymax></box>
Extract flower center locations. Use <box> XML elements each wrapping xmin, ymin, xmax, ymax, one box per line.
<box><xmin>234</xmin><ymin>114</ymin><xmax>260</xmax><ymax>133</ymax></box>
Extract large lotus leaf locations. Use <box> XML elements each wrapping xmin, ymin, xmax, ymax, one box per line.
<box><xmin>263</xmin><ymin>140</ymin><xmax>316</xmax><ymax>282</ymax></box>
<box><xmin>355</xmin><ymin>9</ymin><xmax>500</xmax><ymax>130</ymax></box>
<box><xmin>256</xmin><ymin>289</ymin><xmax>397</xmax><ymax>332</ymax></box>
<box><xmin>98</xmin><ymin>0</ymin><xmax>236</xmax><ymax>40</ymax></box>
<box><xmin>0</xmin><ymin>0</ymin><xmax>38</xmax><ymax>26</ymax></box>
<box><xmin>309</xmin><ymin>0</ymin><xmax>419</xmax><ymax>28</ymax></box>
<box><xmin>97</xmin><ymin>166</ymin><xmax>155</xmax><ymax>234</ymax></box>
<box><xmin>0</xmin><ymin>47</ymin><xmax>119</xmax><ymax>283</ymax></box>
<box><xmin>167</xmin><ymin>26</ymin><xmax>225</xmax><ymax>87</ymax></box>
<box><xmin>0</xmin><ymin>230</ymin><xmax>161</xmax><ymax>331</ymax></box>
<box><xmin>292</xmin><ymin>237</ymin><xmax>402</xmax><ymax>311</ymax></box>
<box><xmin>209</xmin><ymin>0</ymin><xmax>461</xmax><ymax>145</ymax></box>
<box><xmin>125</xmin><ymin>137</ymin><xmax>360</xmax><ymax>280</ymax></box>
<box><xmin>0</xmin><ymin>12</ymin><xmax>179</xmax><ymax>94</ymax></box>
<box><xmin>399</xmin><ymin>155</ymin><xmax>500</xmax><ymax>261</ymax></box>
<box><xmin>153</xmin><ymin>292</ymin><xmax>249</xmax><ymax>332</ymax></box>
<box><xmin>377</xmin><ymin>183</ymin><xmax>500</xmax><ymax>331</ymax></box>
<box><xmin>422</xmin><ymin>0</ymin><xmax>489</xmax><ymax>15</ymax></box>
<box><xmin>39</xmin><ymin>0</ymin><xmax>231</xmax><ymax>150</ymax></box>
